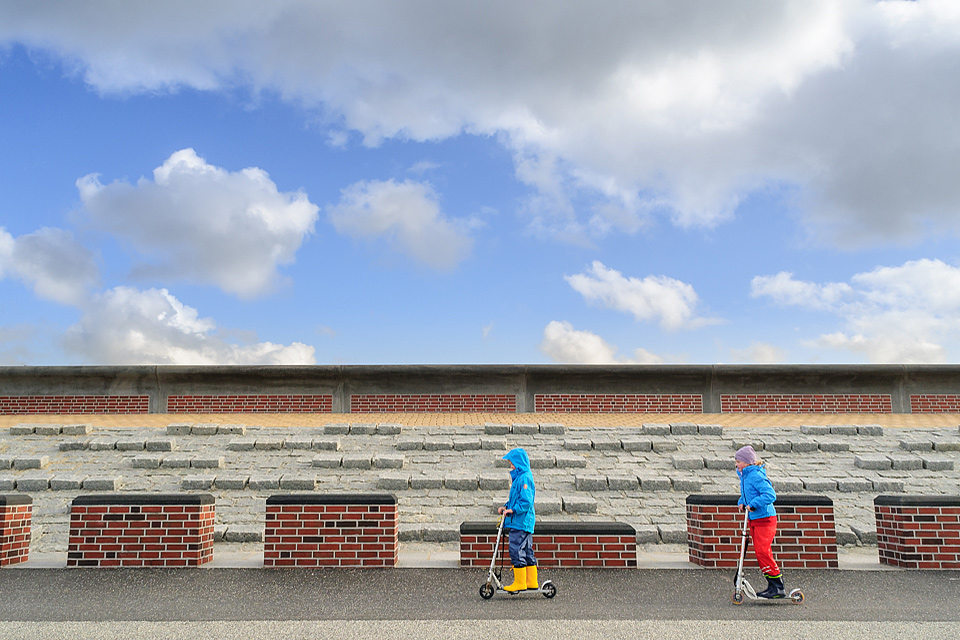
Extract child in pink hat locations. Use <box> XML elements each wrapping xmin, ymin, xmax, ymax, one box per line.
<box><xmin>735</xmin><ymin>445</ymin><xmax>785</xmax><ymax>598</ymax></box>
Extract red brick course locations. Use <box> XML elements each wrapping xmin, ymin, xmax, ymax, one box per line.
<box><xmin>0</xmin><ymin>495</ymin><xmax>32</xmax><ymax>567</ymax></box>
<box><xmin>0</xmin><ymin>395</ymin><xmax>148</xmax><ymax>415</ymax></box>
<box><xmin>67</xmin><ymin>494</ymin><xmax>215</xmax><ymax>567</ymax></box>
<box><xmin>534</xmin><ymin>394</ymin><xmax>702</xmax><ymax>413</ymax></box>
<box><xmin>720</xmin><ymin>394</ymin><xmax>891</xmax><ymax>413</ymax></box>
<box><xmin>875</xmin><ymin>495</ymin><xmax>960</xmax><ymax>569</ymax></box>
<box><xmin>350</xmin><ymin>394</ymin><xmax>516</xmax><ymax>413</ymax></box>
<box><xmin>264</xmin><ymin>494</ymin><xmax>399</xmax><ymax>567</ymax></box>
<box><xmin>686</xmin><ymin>495</ymin><xmax>838</xmax><ymax>569</ymax></box>
<box><xmin>460</xmin><ymin>522</ymin><xmax>637</xmax><ymax>568</ymax></box>
<box><xmin>166</xmin><ymin>394</ymin><xmax>333</xmax><ymax>413</ymax></box>
<box><xmin>911</xmin><ymin>394</ymin><xmax>960</xmax><ymax>413</ymax></box>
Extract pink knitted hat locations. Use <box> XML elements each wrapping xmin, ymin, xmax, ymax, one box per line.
<box><xmin>735</xmin><ymin>445</ymin><xmax>757</xmax><ymax>464</ymax></box>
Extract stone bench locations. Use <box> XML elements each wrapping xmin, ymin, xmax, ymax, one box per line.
<box><xmin>264</xmin><ymin>493</ymin><xmax>399</xmax><ymax>568</ymax></box>
<box><xmin>459</xmin><ymin>521</ymin><xmax>637</xmax><ymax>568</ymax></box>
<box><xmin>685</xmin><ymin>494</ymin><xmax>838</xmax><ymax>569</ymax></box>
<box><xmin>0</xmin><ymin>494</ymin><xmax>32</xmax><ymax>566</ymax></box>
<box><xmin>67</xmin><ymin>493</ymin><xmax>215</xmax><ymax>567</ymax></box>
<box><xmin>875</xmin><ymin>494</ymin><xmax>960</xmax><ymax>569</ymax></box>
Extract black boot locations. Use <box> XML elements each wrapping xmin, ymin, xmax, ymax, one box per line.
<box><xmin>757</xmin><ymin>574</ymin><xmax>786</xmax><ymax>599</ymax></box>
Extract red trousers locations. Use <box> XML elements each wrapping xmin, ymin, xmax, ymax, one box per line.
<box><xmin>749</xmin><ymin>515</ymin><xmax>781</xmax><ymax>577</ymax></box>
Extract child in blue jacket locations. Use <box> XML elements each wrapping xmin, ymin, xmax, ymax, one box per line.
<box><xmin>736</xmin><ymin>445</ymin><xmax>785</xmax><ymax>598</ymax></box>
<box><xmin>497</xmin><ymin>447</ymin><xmax>538</xmax><ymax>592</ymax></box>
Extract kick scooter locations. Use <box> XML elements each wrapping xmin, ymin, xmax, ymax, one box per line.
<box><xmin>732</xmin><ymin>508</ymin><xmax>803</xmax><ymax>605</ymax></box>
<box><xmin>479</xmin><ymin>515</ymin><xmax>556</xmax><ymax>599</ymax></box>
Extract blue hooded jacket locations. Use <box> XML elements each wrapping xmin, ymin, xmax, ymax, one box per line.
<box><xmin>738</xmin><ymin>464</ymin><xmax>777</xmax><ymax>521</ymax></box>
<box><xmin>502</xmin><ymin>448</ymin><xmax>536</xmax><ymax>533</ymax></box>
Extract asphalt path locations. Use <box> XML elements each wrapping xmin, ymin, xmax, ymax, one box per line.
<box><xmin>2</xmin><ymin>568</ymin><xmax>958</xmax><ymax>638</ymax></box>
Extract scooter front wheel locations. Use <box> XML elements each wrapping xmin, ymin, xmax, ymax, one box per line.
<box><xmin>541</xmin><ymin>582</ymin><xmax>557</xmax><ymax>599</ymax></box>
<box><xmin>790</xmin><ymin>589</ymin><xmax>804</xmax><ymax>604</ymax></box>
<box><xmin>732</xmin><ymin>592</ymin><xmax>744</xmax><ymax>605</ymax></box>
<box><xmin>479</xmin><ymin>583</ymin><xmax>495</xmax><ymax>600</ymax></box>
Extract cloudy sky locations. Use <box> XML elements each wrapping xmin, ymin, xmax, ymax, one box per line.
<box><xmin>3</xmin><ymin>0</ymin><xmax>960</xmax><ymax>366</ymax></box>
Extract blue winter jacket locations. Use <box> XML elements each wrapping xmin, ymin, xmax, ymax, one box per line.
<box><xmin>502</xmin><ymin>448</ymin><xmax>536</xmax><ymax>533</ymax></box>
<box><xmin>737</xmin><ymin>464</ymin><xmax>777</xmax><ymax>521</ymax></box>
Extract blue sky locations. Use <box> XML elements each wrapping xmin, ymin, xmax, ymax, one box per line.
<box><xmin>3</xmin><ymin>0</ymin><xmax>960</xmax><ymax>366</ymax></box>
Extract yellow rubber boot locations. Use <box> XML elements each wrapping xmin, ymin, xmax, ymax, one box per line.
<box><xmin>526</xmin><ymin>565</ymin><xmax>538</xmax><ymax>590</ymax></box>
<box><xmin>503</xmin><ymin>566</ymin><xmax>527</xmax><ymax>592</ymax></box>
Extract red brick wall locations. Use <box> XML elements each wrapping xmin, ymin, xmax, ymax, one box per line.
<box><xmin>459</xmin><ymin>522</ymin><xmax>637</xmax><ymax>568</ymax></box>
<box><xmin>534</xmin><ymin>394</ymin><xmax>702</xmax><ymax>413</ymax></box>
<box><xmin>350</xmin><ymin>394</ymin><xmax>516</xmax><ymax>413</ymax></box>
<box><xmin>720</xmin><ymin>394</ymin><xmax>891</xmax><ymax>413</ymax></box>
<box><xmin>875</xmin><ymin>495</ymin><xmax>960</xmax><ymax>569</ymax></box>
<box><xmin>67</xmin><ymin>495</ymin><xmax>215</xmax><ymax>567</ymax></box>
<box><xmin>0</xmin><ymin>395</ymin><xmax>149</xmax><ymax>415</ymax></box>
<box><xmin>0</xmin><ymin>496</ymin><xmax>32</xmax><ymax>567</ymax></box>
<box><xmin>264</xmin><ymin>494</ymin><xmax>398</xmax><ymax>567</ymax></box>
<box><xmin>911</xmin><ymin>394</ymin><xmax>960</xmax><ymax>413</ymax></box>
<box><xmin>166</xmin><ymin>394</ymin><xmax>333</xmax><ymax>413</ymax></box>
<box><xmin>686</xmin><ymin>495</ymin><xmax>838</xmax><ymax>569</ymax></box>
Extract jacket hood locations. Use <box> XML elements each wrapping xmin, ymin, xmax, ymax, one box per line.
<box><xmin>503</xmin><ymin>447</ymin><xmax>531</xmax><ymax>474</ymax></box>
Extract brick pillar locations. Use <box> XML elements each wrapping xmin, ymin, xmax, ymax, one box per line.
<box><xmin>875</xmin><ymin>495</ymin><xmax>960</xmax><ymax>569</ymax></box>
<box><xmin>264</xmin><ymin>493</ymin><xmax>399</xmax><ymax>567</ymax></box>
<box><xmin>68</xmin><ymin>494</ymin><xmax>215</xmax><ymax>567</ymax></box>
<box><xmin>0</xmin><ymin>494</ymin><xmax>32</xmax><ymax>567</ymax></box>
<box><xmin>460</xmin><ymin>521</ymin><xmax>637</xmax><ymax>568</ymax></box>
<box><xmin>686</xmin><ymin>494</ymin><xmax>838</xmax><ymax>569</ymax></box>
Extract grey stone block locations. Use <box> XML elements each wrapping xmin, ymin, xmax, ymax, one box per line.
<box><xmin>218</xmin><ymin>424</ymin><xmax>247</xmax><ymax>435</ymax></box>
<box><xmin>84</xmin><ymin>476</ymin><xmax>121</xmax><ymax>491</ymax></box>
<box><xmin>484</xmin><ymin>423</ymin><xmax>510</xmax><ymax>435</ymax></box>
<box><xmin>50</xmin><ymin>476</ymin><xmax>84</xmax><ymax>490</ymax></box>
<box><xmin>59</xmin><ymin>441</ymin><xmax>90</xmax><ymax>451</ymax></box>
<box><xmin>9</xmin><ymin>424</ymin><xmax>36</xmax><ymax>435</ymax></box>
<box><xmin>349</xmin><ymin>423</ymin><xmax>377</xmax><ymax>435</ymax></box>
<box><xmin>922</xmin><ymin>457</ymin><xmax>955</xmax><ymax>471</ymax></box>
<box><xmin>671</xmin><ymin>456</ymin><xmax>704</xmax><ymax>470</ymax></box>
<box><xmin>887</xmin><ymin>455</ymin><xmax>923</xmax><ymax>470</ymax></box>
<box><xmin>182</xmin><ymin>476</ymin><xmax>215</xmax><ymax>490</ymax></box>
<box><xmin>671</xmin><ymin>478</ymin><xmax>702</xmax><ymax>492</ymax></box>
<box><xmin>214</xmin><ymin>525</ymin><xmax>228</xmax><ymax>542</ymax></box>
<box><xmin>227</xmin><ymin>439</ymin><xmax>256</xmax><ymax>451</ymax></box>
<box><xmin>35</xmin><ymin>424</ymin><xmax>63</xmax><ymax>436</ymax></box>
<box><xmin>248</xmin><ymin>476</ymin><xmax>281</xmax><ymax>490</ymax></box>
<box><xmin>837</xmin><ymin>479</ymin><xmax>874</xmax><ymax>492</ymax></box>
<box><xmin>166</xmin><ymin>423</ymin><xmax>193</xmax><ymax>435</ymax></box>
<box><xmin>410</xmin><ymin>475</ymin><xmax>443</xmax><ymax>490</ymax></box>
<box><xmin>635</xmin><ymin>525</ymin><xmax>660</xmax><ymax>544</ymax></box>
<box><xmin>802</xmin><ymin>479</ymin><xmax>837</xmax><ymax>492</ymax></box>
<box><xmin>452</xmin><ymin>438</ymin><xmax>481</xmax><ymax>451</ymax></box>
<box><xmin>312</xmin><ymin>438</ymin><xmax>341</xmax><ymax>451</ymax></box>
<box><xmin>146</xmin><ymin>438</ymin><xmax>177</xmax><ymax>452</ymax></box>
<box><xmin>116</xmin><ymin>439</ymin><xmax>145</xmax><ymax>451</ymax></box>
<box><xmin>607</xmin><ymin>475</ymin><xmax>639</xmax><ymax>491</ymax></box>
<box><xmin>444</xmin><ymin>475</ymin><xmax>478</xmax><ymax>490</ymax></box>
<box><xmin>214</xmin><ymin>476</ymin><xmax>249</xmax><ymax>490</ymax></box>
<box><xmin>592</xmin><ymin>439</ymin><xmax>622</xmax><ymax>450</ymax></box>
<box><xmin>704</xmin><ymin>458</ymin><xmax>734</xmax><ymax>470</ymax></box>
<box><xmin>818</xmin><ymin>442</ymin><xmax>850</xmax><ymax>452</ymax></box>
<box><xmin>575</xmin><ymin>475</ymin><xmax>608</xmax><ymax>491</ymax></box>
<box><xmin>312</xmin><ymin>455</ymin><xmax>342</xmax><ymax>468</ymax></box>
<box><xmin>555</xmin><ymin>454</ymin><xmax>587</xmax><ymax>469</ymax></box>
<box><xmin>899</xmin><ymin>440</ymin><xmax>933</xmax><ymax>451</ymax></box>
<box><xmin>563</xmin><ymin>439</ymin><xmax>593</xmax><ymax>451</ymax></box>
<box><xmin>774</xmin><ymin>478</ymin><xmax>804</xmax><ymax>492</ymax></box>
<box><xmin>254</xmin><ymin>438</ymin><xmax>284</xmax><ymax>451</ymax></box>
<box><xmin>478</xmin><ymin>473</ymin><xmax>510</xmax><ymax>491</ymax></box>
<box><xmin>324</xmin><ymin>423</ymin><xmax>350</xmax><ymax>435</ymax></box>
<box><xmin>537</xmin><ymin>496</ymin><xmax>563</xmax><ymax>515</ymax></box>
<box><xmin>512</xmin><ymin>423</ymin><xmax>539</xmax><ymax>435</ymax></box>
<box><xmin>657</xmin><ymin>525</ymin><xmax>688</xmax><ymax>544</ymax></box>
<box><xmin>191</xmin><ymin>424</ymin><xmax>220</xmax><ymax>436</ymax></box>
<box><xmin>420</xmin><ymin>524</ymin><xmax>459</xmax><ymax>543</ymax></box>
<box><xmin>653</xmin><ymin>441</ymin><xmax>680</xmax><ymax>453</ymax></box>
<box><xmin>377</xmin><ymin>423</ymin><xmax>402</xmax><ymax>435</ymax></box>
<box><xmin>481</xmin><ymin>438</ymin><xmax>506</xmax><ymax>450</ymax></box>
<box><xmin>836</xmin><ymin>529</ymin><xmax>859</xmax><ymax>546</ymax></box>
<box><xmin>89</xmin><ymin>439</ymin><xmax>117</xmax><ymax>451</ymax></box>
<box><xmin>873</xmin><ymin>479</ymin><xmax>904</xmax><ymax>492</ymax></box>
<box><xmin>396</xmin><ymin>438</ymin><xmax>423</xmax><ymax>451</ymax></box>
<box><xmin>423</xmin><ymin>439</ymin><xmax>453</xmax><ymax>451</ymax></box>
<box><xmin>0</xmin><ymin>478</ymin><xmax>15</xmax><ymax>491</ymax></box>
<box><xmin>399</xmin><ymin>524</ymin><xmax>422</xmax><ymax>542</ymax></box>
<box><xmin>373</xmin><ymin>455</ymin><xmax>405</xmax><ymax>469</ymax></box>
<box><xmin>17</xmin><ymin>476</ymin><xmax>51</xmax><ymax>491</ymax></box>
<box><xmin>732</xmin><ymin>440</ymin><xmax>764</xmax><ymax>451</ymax></box>
<box><xmin>13</xmin><ymin>456</ymin><xmax>48</xmax><ymax>470</ymax></box>
<box><xmin>934</xmin><ymin>441</ymin><xmax>960</xmax><ymax>452</ymax></box>
<box><xmin>640</xmin><ymin>423</ymin><xmax>671</xmax><ymax>436</ymax></box>
<box><xmin>539</xmin><ymin>423</ymin><xmax>565</xmax><ymax>435</ymax></box>
<box><xmin>562</xmin><ymin>496</ymin><xmax>598</xmax><ymax>513</ymax></box>
<box><xmin>640</xmin><ymin>477</ymin><xmax>672</xmax><ymax>492</ymax></box>
<box><xmin>792</xmin><ymin>441</ymin><xmax>819</xmax><ymax>453</ymax></box>
<box><xmin>800</xmin><ymin>425</ymin><xmax>831</xmax><ymax>436</ymax></box>
<box><xmin>764</xmin><ymin>441</ymin><xmax>792</xmax><ymax>453</ymax></box>
<box><xmin>191</xmin><ymin>457</ymin><xmax>224</xmax><ymax>469</ymax></box>
<box><xmin>670</xmin><ymin>422</ymin><xmax>698</xmax><ymax>436</ymax></box>
<box><xmin>0</xmin><ymin>458</ymin><xmax>13</xmax><ymax>470</ymax></box>
<box><xmin>698</xmin><ymin>424</ymin><xmax>724</xmax><ymax>436</ymax></box>
<box><xmin>279</xmin><ymin>475</ymin><xmax>317</xmax><ymax>490</ymax></box>
<box><xmin>283</xmin><ymin>437</ymin><xmax>314</xmax><ymax>450</ymax></box>
<box><xmin>161</xmin><ymin>457</ymin><xmax>192</xmax><ymax>469</ymax></box>
<box><xmin>376</xmin><ymin>474</ymin><xmax>410</xmax><ymax>491</ymax></box>
<box><xmin>850</xmin><ymin>523</ymin><xmax>877</xmax><ymax>545</ymax></box>
<box><xmin>621</xmin><ymin>439</ymin><xmax>652</xmax><ymax>452</ymax></box>
<box><xmin>225</xmin><ymin>526</ymin><xmax>262</xmax><ymax>543</ymax></box>
<box><xmin>855</xmin><ymin>456</ymin><xmax>892</xmax><ymax>470</ymax></box>
<box><xmin>858</xmin><ymin>425</ymin><xmax>884</xmax><ymax>436</ymax></box>
<box><xmin>342</xmin><ymin>455</ymin><xmax>373</xmax><ymax>469</ymax></box>
<box><xmin>132</xmin><ymin>455</ymin><xmax>163</xmax><ymax>469</ymax></box>
<box><xmin>528</xmin><ymin>455</ymin><xmax>555</xmax><ymax>469</ymax></box>
<box><xmin>830</xmin><ymin>425</ymin><xmax>859</xmax><ymax>436</ymax></box>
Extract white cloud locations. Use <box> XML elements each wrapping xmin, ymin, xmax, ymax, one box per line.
<box><xmin>539</xmin><ymin>320</ymin><xmax>664</xmax><ymax>365</ymax></box>
<box><xmin>729</xmin><ymin>342</ymin><xmax>786</xmax><ymax>364</ymax></box>
<box><xmin>566</xmin><ymin>261</ymin><xmax>717</xmax><ymax>330</ymax></box>
<box><xmin>0</xmin><ymin>227</ymin><xmax>98</xmax><ymax>305</ymax></box>
<box><xmin>62</xmin><ymin>286</ymin><xmax>315</xmax><ymax>365</ymax></box>
<box><xmin>752</xmin><ymin>259</ymin><xmax>960</xmax><ymax>363</ymax></box>
<box><xmin>327</xmin><ymin>179</ymin><xmax>472</xmax><ymax>270</ymax></box>
<box><xmin>76</xmin><ymin>148</ymin><xmax>318</xmax><ymax>298</ymax></box>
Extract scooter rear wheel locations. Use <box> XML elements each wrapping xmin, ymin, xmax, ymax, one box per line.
<box><xmin>732</xmin><ymin>592</ymin><xmax>744</xmax><ymax>605</ymax></box>
<box><xmin>479</xmin><ymin>583</ymin><xmax>495</xmax><ymax>600</ymax></box>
